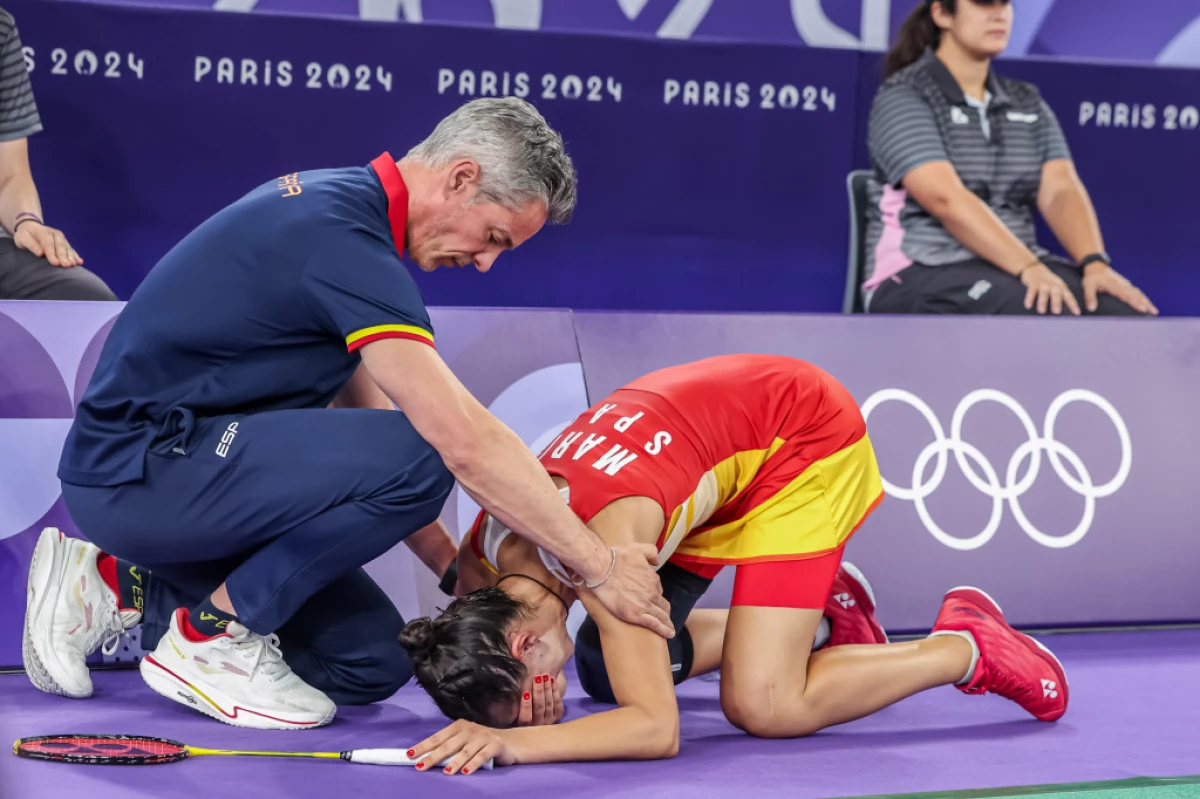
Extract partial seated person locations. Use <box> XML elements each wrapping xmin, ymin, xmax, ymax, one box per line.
<box><xmin>400</xmin><ymin>355</ymin><xmax>1068</xmax><ymax>775</ymax></box>
<box><xmin>0</xmin><ymin>9</ymin><xmax>116</xmax><ymax>300</ymax></box>
<box><xmin>861</xmin><ymin>0</ymin><xmax>1155</xmax><ymax>317</ymax></box>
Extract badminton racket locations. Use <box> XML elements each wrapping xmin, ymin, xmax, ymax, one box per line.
<box><xmin>13</xmin><ymin>734</ymin><xmax>493</xmax><ymax>770</ymax></box>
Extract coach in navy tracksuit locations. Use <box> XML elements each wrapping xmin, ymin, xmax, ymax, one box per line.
<box><xmin>24</xmin><ymin>98</ymin><xmax>672</xmax><ymax>730</ymax></box>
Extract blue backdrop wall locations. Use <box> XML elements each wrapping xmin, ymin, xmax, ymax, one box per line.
<box><xmin>9</xmin><ymin>0</ymin><xmax>1200</xmax><ymax>315</ymax></box>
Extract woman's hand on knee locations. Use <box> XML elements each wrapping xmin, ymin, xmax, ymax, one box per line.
<box><xmin>1082</xmin><ymin>265</ymin><xmax>1158</xmax><ymax>315</ymax></box>
<box><xmin>1021</xmin><ymin>262</ymin><xmax>1081</xmax><ymax>316</ymax></box>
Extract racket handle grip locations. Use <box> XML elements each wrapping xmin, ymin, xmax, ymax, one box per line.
<box><xmin>345</xmin><ymin>749</ymin><xmax>494</xmax><ymax>770</ymax></box>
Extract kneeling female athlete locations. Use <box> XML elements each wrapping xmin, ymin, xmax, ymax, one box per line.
<box><xmin>402</xmin><ymin>355</ymin><xmax>1069</xmax><ymax>774</ymax></box>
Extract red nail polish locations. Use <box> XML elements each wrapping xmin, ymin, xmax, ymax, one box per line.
<box><xmin>551</xmin><ymin>677</ymin><xmax>556</xmax><ymax>684</ymax></box>
<box><xmin>463</xmin><ymin>768</ymin><xmax>470</xmax><ymax>775</ymax></box>
<box><xmin>535</xmin><ymin>675</ymin><xmax>541</xmax><ymax>684</ymax></box>
<box><xmin>417</xmin><ymin>762</ymin><xmax>425</xmax><ymax>769</ymax></box>
<box><xmin>524</xmin><ymin>691</ymin><xmax>531</xmax><ymax>700</ymax></box>
<box><xmin>407</xmin><ymin>750</ymin><xmax>415</xmax><ymax>758</ymax></box>
<box><xmin>444</xmin><ymin>767</ymin><xmax>452</xmax><ymax>774</ymax></box>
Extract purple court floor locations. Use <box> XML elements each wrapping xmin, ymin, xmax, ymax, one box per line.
<box><xmin>2</xmin><ymin>629</ymin><xmax>1197</xmax><ymax>799</ymax></box>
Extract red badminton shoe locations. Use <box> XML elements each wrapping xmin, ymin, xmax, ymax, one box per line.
<box><xmin>824</xmin><ymin>562</ymin><xmax>889</xmax><ymax>647</ymax></box>
<box><xmin>932</xmin><ymin>587</ymin><xmax>1069</xmax><ymax>722</ymax></box>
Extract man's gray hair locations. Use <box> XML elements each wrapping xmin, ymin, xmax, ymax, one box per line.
<box><xmin>407</xmin><ymin>97</ymin><xmax>577</xmax><ymax>224</ymax></box>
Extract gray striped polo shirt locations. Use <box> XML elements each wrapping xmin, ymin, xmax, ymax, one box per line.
<box><xmin>0</xmin><ymin>10</ymin><xmax>41</xmax><ymax>143</ymax></box>
<box><xmin>861</xmin><ymin>49</ymin><xmax>1071</xmax><ymax>299</ymax></box>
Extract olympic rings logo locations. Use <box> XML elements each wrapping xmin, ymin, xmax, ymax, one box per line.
<box><xmin>860</xmin><ymin>389</ymin><xmax>1132</xmax><ymax>551</ymax></box>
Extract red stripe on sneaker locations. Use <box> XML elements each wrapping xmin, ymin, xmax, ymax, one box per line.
<box><xmin>96</xmin><ymin>554</ymin><xmax>120</xmax><ymax>599</ymax></box>
<box><xmin>142</xmin><ymin>655</ymin><xmax>325</xmax><ymax>727</ymax></box>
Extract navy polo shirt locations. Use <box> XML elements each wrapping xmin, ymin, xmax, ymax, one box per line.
<box><xmin>59</xmin><ymin>153</ymin><xmax>436</xmax><ymax>487</ymax></box>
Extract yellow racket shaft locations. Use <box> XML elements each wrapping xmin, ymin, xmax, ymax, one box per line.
<box><xmin>184</xmin><ymin>746</ymin><xmax>342</xmax><ymax>761</ymax></box>
<box><xmin>184</xmin><ymin>746</ymin><xmax>493</xmax><ymax>769</ymax></box>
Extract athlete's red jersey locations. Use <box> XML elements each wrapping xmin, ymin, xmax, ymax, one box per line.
<box><xmin>534</xmin><ymin>354</ymin><xmax>883</xmax><ymax>568</ymax></box>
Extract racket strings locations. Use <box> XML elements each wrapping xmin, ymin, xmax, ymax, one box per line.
<box><xmin>18</xmin><ymin>735</ymin><xmax>187</xmax><ymax>762</ymax></box>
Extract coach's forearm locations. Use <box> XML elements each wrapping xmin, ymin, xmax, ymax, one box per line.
<box><xmin>447</xmin><ymin>414</ymin><xmax>610</xmax><ymax>583</ymax></box>
<box><xmin>930</xmin><ymin>187</ymin><xmax>1042</xmax><ymax>276</ymax></box>
<box><xmin>359</xmin><ymin>338</ymin><xmax>611</xmax><ymax>584</ymax></box>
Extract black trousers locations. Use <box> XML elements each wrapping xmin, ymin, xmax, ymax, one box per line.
<box><xmin>868</xmin><ymin>255</ymin><xmax>1146</xmax><ymax>317</ymax></box>
<box><xmin>0</xmin><ymin>237</ymin><xmax>117</xmax><ymax>300</ymax></box>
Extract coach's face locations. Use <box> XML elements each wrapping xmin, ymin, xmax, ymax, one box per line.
<box><xmin>408</xmin><ymin>159</ymin><xmax>548</xmax><ymax>273</ymax></box>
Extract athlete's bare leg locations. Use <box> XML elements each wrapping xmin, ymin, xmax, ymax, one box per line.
<box><xmin>718</xmin><ymin>606</ymin><xmax>971</xmax><ymax>738</ymax></box>
<box><xmin>683</xmin><ymin>609</ymin><xmax>727</xmax><ymax>677</ymax></box>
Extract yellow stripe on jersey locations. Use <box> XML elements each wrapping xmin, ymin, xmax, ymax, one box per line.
<box><xmin>345</xmin><ymin>324</ymin><xmax>434</xmax><ymax>348</ymax></box>
<box><xmin>672</xmin><ymin>433</ymin><xmax>884</xmax><ymax>565</ymax></box>
<box><xmin>710</xmin><ymin>437</ymin><xmax>788</xmax><ymax>508</ymax></box>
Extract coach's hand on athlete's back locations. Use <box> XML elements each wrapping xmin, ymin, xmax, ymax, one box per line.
<box><xmin>358</xmin><ymin>338</ymin><xmax>674</xmax><ymax>640</ymax></box>
<box><xmin>591</xmin><ymin>543</ymin><xmax>672</xmax><ymax>638</ymax></box>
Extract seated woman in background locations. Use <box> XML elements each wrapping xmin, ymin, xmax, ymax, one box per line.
<box><xmin>399</xmin><ymin>355</ymin><xmax>1068</xmax><ymax>775</ymax></box>
<box><xmin>862</xmin><ymin>0</ymin><xmax>1155</xmax><ymax>317</ymax></box>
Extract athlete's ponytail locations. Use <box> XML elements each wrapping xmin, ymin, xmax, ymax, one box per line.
<box><xmin>885</xmin><ymin>0</ymin><xmax>956</xmax><ymax>77</ymax></box>
<box><xmin>400</xmin><ymin>587</ymin><xmax>531</xmax><ymax>725</ymax></box>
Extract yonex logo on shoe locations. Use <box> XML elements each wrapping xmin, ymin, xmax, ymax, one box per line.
<box><xmin>835</xmin><ymin>593</ymin><xmax>855</xmax><ymax>609</ymax></box>
<box><xmin>1041</xmin><ymin>678</ymin><xmax>1058</xmax><ymax>699</ymax></box>
<box><xmin>953</xmin><ymin>606</ymin><xmax>985</xmax><ymax>619</ymax></box>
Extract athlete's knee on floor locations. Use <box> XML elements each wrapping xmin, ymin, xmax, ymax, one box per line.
<box><xmin>573</xmin><ymin>617</ymin><xmax>617</xmax><ymax>704</ymax></box>
<box><xmin>720</xmin><ymin>678</ymin><xmax>820</xmax><ymax>739</ymax></box>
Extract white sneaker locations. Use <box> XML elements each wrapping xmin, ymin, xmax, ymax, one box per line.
<box><xmin>140</xmin><ymin>608</ymin><xmax>337</xmax><ymax>730</ymax></box>
<box><xmin>23</xmin><ymin>527</ymin><xmax>141</xmax><ymax>698</ymax></box>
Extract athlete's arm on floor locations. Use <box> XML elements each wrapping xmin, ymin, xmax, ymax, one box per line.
<box><xmin>410</xmin><ymin>523</ymin><xmax>680</xmax><ymax>770</ymax></box>
<box><xmin>357</xmin><ymin>338</ymin><xmax>672</xmax><ymax>637</ymax></box>
<box><xmin>506</xmin><ymin>588</ymin><xmax>680</xmax><ymax>762</ymax></box>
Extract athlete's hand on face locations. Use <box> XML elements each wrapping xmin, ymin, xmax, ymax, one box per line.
<box><xmin>591</xmin><ymin>543</ymin><xmax>674</xmax><ymax>639</ymax></box>
<box><xmin>409</xmin><ymin>720</ymin><xmax>518</xmax><ymax>775</ymax></box>
<box><xmin>516</xmin><ymin>671</ymin><xmax>565</xmax><ymax>726</ymax></box>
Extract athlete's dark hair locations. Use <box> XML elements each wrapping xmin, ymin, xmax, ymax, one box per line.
<box><xmin>399</xmin><ymin>587</ymin><xmax>529</xmax><ymax>726</ymax></box>
<box><xmin>885</xmin><ymin>0</ymin><xmax>958</xmax><ymax>77</ymax></box>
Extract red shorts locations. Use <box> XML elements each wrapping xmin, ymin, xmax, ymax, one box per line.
<box><xmin>730</xmin><ymin>547</ymin><xmax>845</xmax><ymax>609</ymax></box>
<box><xmin>673</xmin><ymin>546</ymin><xmax>845</xmax><ymax>609</ymax></box>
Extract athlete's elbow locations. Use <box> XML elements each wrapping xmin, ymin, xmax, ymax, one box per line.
<box><xmin>638</xmin><ymin>712</ymin><xmax>680</xmax><ymax>760</ymax></box>
<box><xmin>654</xmin><ymin>722</ymin><xmax>681</xmax><ymax>759</ymax></box>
